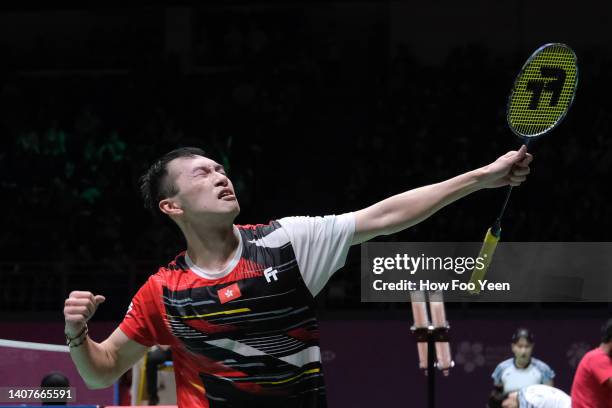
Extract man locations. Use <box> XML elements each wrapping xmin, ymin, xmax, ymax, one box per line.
<box><xmin>490</xmin><ymin>384</ymin><xmax>571</xmax><ymax>408</ymax></box>
<box><xmin>570</xmin><ymin>318</ymin><xmax>612</xmax><ymax>407</ymax></box>
<box><xmin>64</xmin><ymin>146</ymin><xmax>532</xmax><ymax>407</ymax></box>
<box><xmin>492</xmin><ymin>328</ymin><xmax>555</xmax><ymax>397</ymax></box>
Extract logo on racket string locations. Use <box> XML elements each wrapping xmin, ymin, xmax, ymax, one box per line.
<box><xmin>526</xmin><ymin>67</ymin><xmax>566</xmax><ymax>110</ymax></box>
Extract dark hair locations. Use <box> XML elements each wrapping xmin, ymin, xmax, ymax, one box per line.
<box><xmin>602</xmin><ymin>318</ymin><xmax>612</xmax><ymax>343</ymax></box>
<box><xmin>139</xmin><ymin>147</ymin><xmax>208</xmax><ymax>216</ymax></box>
<box><xmin>41</xmin><ymin>371</ymin><xmax>70</xmax><ymax>387</ymax></box>
<box><xmin>512</xmin><ymin>328</ymin><xmax>534</xmax><ymax>344</ymax></box>
<box><xmin>41</xmin><ymin>371</ymin><xmax>69</xmax><ymax>405</ymax></box>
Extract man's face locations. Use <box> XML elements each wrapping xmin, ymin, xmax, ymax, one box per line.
<box><xmin>512</xmin><ymin>338</ymin><xmax>533</xmax><ymax>363</ymax></box>
<box><xmin>163</xmin><ymin>155</ymin><xmax>240</xmax><ymax>222</ymax></box>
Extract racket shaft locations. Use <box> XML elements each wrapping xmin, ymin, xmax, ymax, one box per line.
<box><xmin>468</xmin><ymin>228</ymin><xmax>500</xmax><ymax>292</ymax></box>
<box><xmin>495</xmin><ymin>186</ymin><xmax>514</xmax><ymax>231</ymax></box>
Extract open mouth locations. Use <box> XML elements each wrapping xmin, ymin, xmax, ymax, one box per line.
<box><xmin>218</xmin><ymin>189</ymin><xmax>235</xmax><ymax>200</ymax></box>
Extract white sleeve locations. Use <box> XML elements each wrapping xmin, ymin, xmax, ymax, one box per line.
<box><xmin>277</xmin><ymin>213</ymin><xmax>355</xmax><ymax>296</ymax></box>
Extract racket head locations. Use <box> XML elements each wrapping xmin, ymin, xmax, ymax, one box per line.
<box><xmin>506</xmin><ymin>43</ymin><xmax>578</xmax><ymax>139</ymax></box>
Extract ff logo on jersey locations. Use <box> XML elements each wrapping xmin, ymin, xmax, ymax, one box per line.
<box><xmin>264</xmin><ymin>267</ymin><xmax>279</xmax><ymax>283</ymax></box>
<box><xmin>218</xmin><ymin>283</ymin><xmax>242</xmax><ymax>304</ymax></box>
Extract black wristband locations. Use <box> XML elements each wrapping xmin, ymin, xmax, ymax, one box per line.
<box><xmin>69</xmin><ymin>333</ymin><xmax>88</xmax><ymax>348</ymax></box>
<box><xmin>65</xmin><ymin>324</ymin><xmax>88</xmax><ymax>344</ymax></box>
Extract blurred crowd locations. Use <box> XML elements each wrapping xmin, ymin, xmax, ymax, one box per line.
<box><xmin>1</xmin><ymin>7</ymin><xmax>611</xmax><ymax>314</ymax></box>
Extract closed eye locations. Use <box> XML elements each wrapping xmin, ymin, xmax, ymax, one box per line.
<box><xmin>193</xmin><ymin>167</ymin><xmax>210</xmax><ymax>176</ymax></box>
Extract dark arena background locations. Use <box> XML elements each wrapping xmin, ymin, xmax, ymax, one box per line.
<box><xmin>0</xmin><ymin>1</ymin><xmax>610</xmax><ymax>407</ymax></box>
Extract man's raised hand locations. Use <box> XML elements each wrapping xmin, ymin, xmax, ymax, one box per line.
<box><xmin>64</xmin><ymin>291</ymin><xmax>106</xmax><ymax>338</ymax></box>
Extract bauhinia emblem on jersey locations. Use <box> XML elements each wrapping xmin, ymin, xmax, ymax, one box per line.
<box><xmin>264</xmin><ymin>267</ymin><xmax>279</xmax><ymax>283</ymax></box>
<box><xmin>217</xmin><ymin>282</ymin><xmax>242</xmax><ymax>304</ymax></box>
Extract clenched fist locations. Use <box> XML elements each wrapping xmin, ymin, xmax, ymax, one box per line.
<box><xmin>64</xmin><ymin>291</ymin><xmax>106</xmax><ymax>338</ymax></box>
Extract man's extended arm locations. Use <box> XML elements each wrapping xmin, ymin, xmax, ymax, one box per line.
<box><xmin>64</xmin><ymin>291</ymin><xmax>148</xmax><ymax>389</ymax></box>
<box><xmin>352</xmin><ymin>146</ymin><xmax>532</xmax><ymax>245</ymax></box>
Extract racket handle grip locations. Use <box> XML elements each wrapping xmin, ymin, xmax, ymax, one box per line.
<box><xmin>468</xmin><ymin>227</ymin><xmax>501</xmax><ymax>293</ymax></box>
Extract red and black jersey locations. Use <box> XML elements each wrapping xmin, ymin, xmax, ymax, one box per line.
<box><xmin>120</xmin><ymin>214</ymin><xmax>354</xmax><ymax>407</ymax></box>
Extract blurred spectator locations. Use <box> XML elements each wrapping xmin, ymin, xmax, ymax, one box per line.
<box><xmin>570</xmin><ymin>318</ymin><xmax>612</xmax><ymax>407</ymax></box>
<box><xmin>40</xmin><ymin>371</ymin><xmax>70</xmax><ymax>406</ymax></box>
<box><xmin>146</xmin><ymin>345</ymin><xmax>173</xmax><ymax>406</ymax></box>
<box><xmin>1</xmin><ymin>6</ymin><xmax>611</xmax><ymax>315</ymax></box>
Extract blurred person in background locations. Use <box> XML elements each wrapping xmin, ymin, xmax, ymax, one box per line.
<box><xmin>490</xmin><ymin>328</ymin><xmax>555</xmax><ymax>405</ymax></box>
<box><xmin>488</xmin><ymin>384</ymin><xmax>571</xmax><ymax>408</ymax></box>
<box><xmin>40</xmin><ymin>371</ymin><xmax>70</xmax><ymax>406</ymax></box>
<box><xmin>570</xmin><ymin>318</ymin><xmax>612</xmax><ymax>407</ymax></box>
<box><xmin>146</xmin><ymin>345</ymin><xmax>172</xmax><ymax>406</ymax></box>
